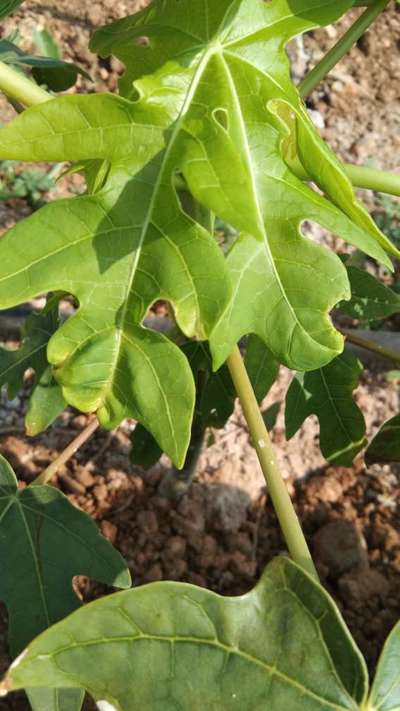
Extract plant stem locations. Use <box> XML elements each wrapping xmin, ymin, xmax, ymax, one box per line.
<box><xmin>345</xmin><ymin>164</ymin><xmax>400</xmax><ymax>197</ymax></box>
<box><xmin>0</xmin><ymin>60</ymin><xmax>51</xmax><ymax>107</ymax></box>
<box><xmin>227</xmin><ymin>346</ymin><xmax>318</xmax><ymax>580</ymax></box>
<box><xmin>31</xmin><ymin>416</ymin><xmax>99</xmax><ymax>486</ymax></box>
<box><xmin>343</xmin><ymin>330</ymin><xmax>400</xmax><ymax>366</ymax></box>
<box><xmin>299</xmin><ymin>0</ymin><xmax>390</xmax><ymax>99</ymax></box>
<box><xmin>289</xmin><ymin>155</ymin><xmax>400</xmax><ymax>198</ymax></box>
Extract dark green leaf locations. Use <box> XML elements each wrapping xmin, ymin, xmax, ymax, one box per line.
<box><xmin>183</xmin><ymin>342</ymin><xmax>235</xmax><ymax>429</ymax></box>
<box><xmin>0</xmin><ymin>0</ymin><xmax>23</xmax><ymax>19</ymax></box>
<box><xmin>338</xmin><ymin>266</ymin><xmax>400</xmax><ymax>322</ymax></box>
<box><xmin>0</xmin><ymin>456</ymin><xmax>131</xmax><ymax>657</ymax></box>
<box><xmin>0</xmin><ymin>299</ymin><xmax>59</xmax><ymax>400</ymax></box>
<box><xmin>285</xmin><ymin>351</ymin><xmax>366</xmax><ymax>465</ymax></box>
<box><xmin>0</xmin><ymin>455</ymin><xmax>130</xmax><ymax>711</ymax></box>
<box><xmin>130</xmin><ymin>424</ymin><xmax>162</xmax><ymax>469</ymax></box>
<box><xmin>365</xmin><ymin>414</ymin><xmax>400</xmax><ymax>464</ymax></box>
<box><xmin>368</xmin><ymin>619</ymin><xmax>400</xmax><ymax>710</ymax></box>
<box><xmin>1</xmin><ymin>557</ymin><xmax>368</xmax><ymax>711</ymax></box>
<box><xmin>262</xmin><ymin>401</ymin><xmax>281</xmax><ymax>432</ymax></box>
<box><xmin>245</xmin><ymin>335</ymin><xmax>279</xmax><ymax>403</ymax></box>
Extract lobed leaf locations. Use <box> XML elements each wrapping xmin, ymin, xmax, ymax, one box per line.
<box><xmin>1</xmin><ymin>556</ymin><xmax>368</xmax><ymax>711</ymax></box>
<box><xmin>0</xmin><ymin>87</ymin><xmax>231</xmax><ymax>466</ymax></box>
<box><xmin>0</xmin><ymin>455</ymin><xmax>130</xmax><ymax>711</ymax></box>
<box><xmin>285</xmin><ymin>350</ymin><xmax>366</xmax><ymax>465</ymax></box>
<box><xmin>92</xmin><ymin>0</ymin><xmax>398</xmax><ymax>371</ymax></box>
<box><xmin>0</xmin><ymin>0</ymin><xmax>24</xmax><ymax>19</ymax></box>
<box><xmin>365</xmin><ymin>414</ymin><xmax>400</xmax><ymax>465</ymax></box>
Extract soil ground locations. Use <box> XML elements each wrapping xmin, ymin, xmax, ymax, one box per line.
<box><xmin>0</xmin><ymin>1</ymin><xmax>399</xmax><ymax>709</ymax></box>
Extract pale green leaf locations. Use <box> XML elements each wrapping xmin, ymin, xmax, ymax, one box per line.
<box><xmin>0</xmin><ymin>89</ymin><xmax>231</xmax><ymax>466</ymax></box>
<box><xmin>90</xmin><ymin>0</ymin><xmax>398</xmax><ymax>371</ymax></box>
<box><xmin>1</xmin><ymin>557</ymin><xmax>368</xmax><ymax>711</ymax></box>
<box><xmin>285</xmin><ymin>350</ymin><xmax>366</xmax><ymax>465</ymax></box>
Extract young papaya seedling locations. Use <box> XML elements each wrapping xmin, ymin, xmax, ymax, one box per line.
<box><xmin>0</xmin><ymin>0</ymin><xmax>399</xmax><ymax>709</ymax></box>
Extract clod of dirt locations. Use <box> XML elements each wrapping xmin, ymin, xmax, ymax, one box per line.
<box><xmin>206</xmin><ymin>484</ymin><xmax>251</xmax><ymax>533</ymax></box>
<box><xmin>338</xmin><ymin>569</ymin><xmax>390</xmax><ymax>605</ymax></box>
<box><xmin>313</xmin><ymin>520</ymin><xmax>369</xmax><ymax>578</ymax></box>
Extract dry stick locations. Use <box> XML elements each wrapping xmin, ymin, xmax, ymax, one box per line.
<box><xmin>31</xmin><ymin>417</ymin><xmax>100</xmax><ymax>487</ymax></box>
<box><xmin>343</xmin><ymin>330</ymin><xmax>400</xmax><ymax>366</ymax></box>
<box><xmin>227</xmin><ymin>346</ymin><xmax>318</xmax><ymax>580</ymax></box>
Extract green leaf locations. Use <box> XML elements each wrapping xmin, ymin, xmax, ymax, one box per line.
<box><xmin>244</xmin><ymin>335</ymin><xmax>279</xmax><ymax>403</ymax></box>
<box><xmin>1</xmin><ymin>556</ymin><xmax>368</xmax><ymax>711</ymax></box>
<box><xmin>0</xmin><ymin>89</ymin><xmax>232</xmax><ymax>467</ymax></box>
<box><xmin>262</xmin><ymin>401</ymin><xmax>281</xmax><ymax>431</ymax></box>
<box><xmin>91</xmin><ymin>0</ymin><xmax>399</xmax><ymax>371</ymax></box>
<box><xmin>368</xmin><ymin>619</ymin><xmax>400</xmax><ymax>711</ymax></box>
<box><xmin>285</xmin><ymin>350</ymin><xmax>367</xmax><ymax>465</ymax></box>
<box><xmin>365</xmin><ymin>414</ymin><xmax>400</xmax><ymax>465</ymax></box>
<box><xmin>130</xmin><ymin>423</ymin><xmax>162</xmax><ymax>469</ymax></box>
<box><xmin>0</xmin><ymin>455</ymin><xmax>130</xmax><ymax>711</ymax></box>
<box><xmin>183</xmin><ymin>341</ymin><xmax>235</xmax><ymax>429</ymax></box>
<box><xmin>0</xmin><ymin>298</ymin><xmax>58</xmax><ymax>400</ymax></box>
<box><xmin>0</xmin><ymin>297</ymin><xmax>66</xmax><ymax>434</ymax></box>
<box><xmin>25</xmin><ymin>365</ymin><xmax>66</xmax><ymax>436</ymax></box>
<box><xmin>0</xmin><ymin>38</ymin><xmax>90</xmax><ymax>91</ymax></box>
<box><xmin>338</xmin><ymin>266</ymin><xmax>400</xmax><ymax>322</ymax></box>
<box><xmin>0</xmin><ymin>0</ymin><xmax>23</xmax><ymax>19</ymax></box>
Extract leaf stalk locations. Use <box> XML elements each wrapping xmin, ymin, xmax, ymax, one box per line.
<box><xmin>299</xmin><ymin>0</ymin><xmax>390</xmax><ymax>99</ymax></box>
<box><xmin>343</xmin><ymin>330</ymin><xmax>400</xmax><ymax>366</ymax></box>
<box><xmin>227</xmin><ymin>346</ymin><xmax>318</xmax><ymax>580</ymax></box>
<box><xmin>0</xmin><ymin>60</ymin><xmax>51</xmax><ymax>107</ymax></box>
<box><xmin>31</xmin><ymin>416</ymin><xmax>99</xmax><ymax>486</ymax></box>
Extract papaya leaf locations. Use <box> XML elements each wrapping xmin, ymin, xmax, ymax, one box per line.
<box><xmin>0</xmin><ymin>296</ymin><xmax>66</xmax><ymax>434</ymax></box>
<box><xmin>285</xmin><ymin>350</ymin><xmax>367</xmax><ymax>465</ymax></box>
<box><xmin>367</xmin><ymin>619</ymin><xmax>400</xmax><ymax>711</ymax></box>
<box><xmin>0</xmin><ymin>455</ymin><xmax>130</xmax><ymax>711</ymax></box>
<box><xmin>91</xmin><ymin>0</ymin><xmax>398</xmax><ymax>371</ymax></box>
<box><xmin>244</xmin><ymin>335</ymin><xmax>279</xmax><ymax>403</ymax></box>
<box><xmin>0</xmin><ymin>300</ymin><xmax>58</xmax><ymax>400</ymax></box>
<box><xmin>130</xmin><ymin>423</ymin><xmax>162</xmax><ymax>469</ymax></box>
<box><xmin>25</xmin><ymin>365</ymin><xmax>66</xmax><ymax>436</ymax></box>
<box><xmin>337</xmin><ymin>265</ymin><xmax>400</xmax><ymax>322</ymax></box>
<box><xmin>1</xmin><ymin>557</ymin><xmax>368</xmax><ymax>711</ymax></box>
<box><xmin>365</xmin><ymin>414</ymin><xmax>400</xmax><ymax>465</ymax></box>
<box><xmin>0</xmin><ymin>0</ymin><xmax>23</xmax><ymax>19</ymax></box>
<box><xmin>0</xmin><ymin>87</ymin><xmax>232</xmax><ymax>467</ymax></box>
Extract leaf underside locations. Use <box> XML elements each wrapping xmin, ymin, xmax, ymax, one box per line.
<box><xmin>338</xmin><ymin>265</ymin><xmax>400</xmax><ymax>322</ymax></box>
<box><xmin>285</xmin><ymin>350</ymin><xmax>366</xmax><ymax>465</ymax></box>
<box><xmin>3</xmin><ymin>557</ymin><xmax>368</xmax><ymax>711</ymax></box>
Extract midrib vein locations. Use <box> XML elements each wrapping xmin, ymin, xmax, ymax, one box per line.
<box><xmin>217</xmin><ymin>51</ymin><xmax>304</xmax><ymax>335</ymax></box>
<box><xmin>108</xmin><ymin>43</ymin><xmax>216</xmax><ymax>405</ymax></box>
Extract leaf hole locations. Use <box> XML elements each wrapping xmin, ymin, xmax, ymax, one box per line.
<box><xmin>212</xmin><ymin>108</ymin><xmax>229</xmax><ymax>132</ymax></box>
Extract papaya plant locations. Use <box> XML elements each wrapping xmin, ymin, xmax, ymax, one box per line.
<box><xmin>0</xmin><ymin>0</ymin><xmax>400</xmax><ymax>709</ymax></box>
